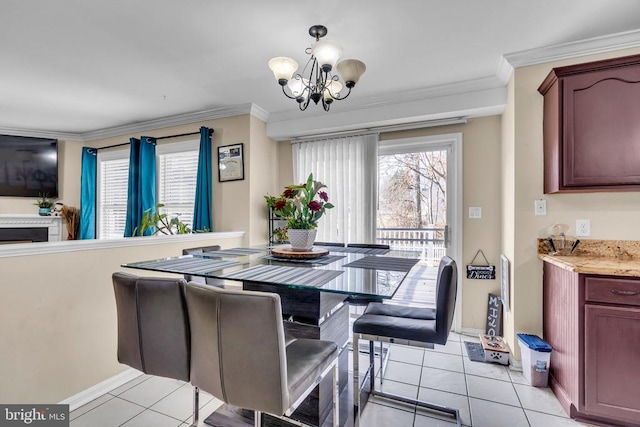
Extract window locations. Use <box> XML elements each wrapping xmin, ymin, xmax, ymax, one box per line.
<box><xmin>157</xmin><ymin>141</ymin><xmax>199</xmax><ymax>229</ymax></box>
<box><xmin>97</xmin><ymin>140</ymin><xmax>199</xmax><ymax>239</ymax></box>
<box><xmin>97</xmin><ymin>149</ymin><xmax>129</xmax><ymax>239</ymax></box>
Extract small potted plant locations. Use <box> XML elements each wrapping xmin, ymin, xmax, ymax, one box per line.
<box><xmin>34</xmin><ymin>193</ymin><xmax>56</xmax><ymax>216</ymax></box>
<box><xmin>265</xmin><ymin>174</ymin><xmax>334</xmax><ymax>250</ymax></box>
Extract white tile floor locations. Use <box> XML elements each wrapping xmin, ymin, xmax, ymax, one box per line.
<box><xmin>70</xmin><ymin>332</ymin><xmax>594</xmax><ymax>427</ymax></box>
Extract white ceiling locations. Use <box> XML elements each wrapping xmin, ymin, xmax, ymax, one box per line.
<box><xmin>2</xmin><ymin>0</ymin><xmax>640</xmax><ymax>138</ymax></box>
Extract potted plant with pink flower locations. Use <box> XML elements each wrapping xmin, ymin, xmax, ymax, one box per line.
<box><xmin>265</xmin><ymin>173</ymin><xmax>334</xmax><ymax>250</ymax></box>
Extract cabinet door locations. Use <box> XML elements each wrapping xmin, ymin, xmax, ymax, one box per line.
<box><xmin>563</xmin><ymin>65</ymin><xmax>640</xmax><ymax>187</ymax></box>
<box><xmin>584</xmin><ymin>305</ymin><xmax>640</xmax><ymax>423</ymax></box>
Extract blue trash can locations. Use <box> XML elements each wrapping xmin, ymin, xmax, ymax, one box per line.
<box><xmin>517</xmin><ymin>333</ymin><xmax>552</xmax><ymax>387</ymax></box>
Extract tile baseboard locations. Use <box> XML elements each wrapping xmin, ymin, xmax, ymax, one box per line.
<box><xmin>59</xmin><ymin>368</ymin><xmax>143</xmax><ymax>411</ymax></box>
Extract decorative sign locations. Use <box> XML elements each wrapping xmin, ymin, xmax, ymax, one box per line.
<box><xmin>218</xmin><ymin>143</ymin><xmax>245</xmax><ymax>182</ymax></box>
<box><xmin>466</xmin><ymin>249</ymin><xmax>496</xmax><ymax>280</ymax></box>
<box><xmin>485</xmin><ymin>293</ymin><xmax>503</xmax><ymax>336</ymax></box>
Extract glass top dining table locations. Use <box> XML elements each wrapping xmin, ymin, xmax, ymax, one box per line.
<box><xmin>122</xmin><ymin>245</ymin><xmax>422</xmax><ymax>300</ymax></box>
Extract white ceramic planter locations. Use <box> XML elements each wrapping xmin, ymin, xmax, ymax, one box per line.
<box><xmin>287</xmin><ymin>229</ymin><xmax>317</xmax><ymax>251</ymax></box>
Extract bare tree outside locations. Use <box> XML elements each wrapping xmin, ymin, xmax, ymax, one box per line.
<box><xmin>378</xmin><ymin>150</ymin><xmax>447</xmax><ymax>229</ymax></box>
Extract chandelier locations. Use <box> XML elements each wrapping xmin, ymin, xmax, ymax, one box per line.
<box><xmin>268</xmin><ymin>25</ymin><xmax>366</xmax><ymax>111</ymax></box>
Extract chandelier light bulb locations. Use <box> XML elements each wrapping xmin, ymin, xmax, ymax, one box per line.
<box><xmin>268</xmin><ymin>57</ymin><xmax>299</xmax><ymax>85</ymax></box>
<box><xmin>337</xmin><ymin>59</ymin><xmax>366</xmax><ymax>88</ymax></box>
<box><xmin>311</xmin><ymin>40</ymin><xmax>343</xmax><ymax>72</ymax></box>
<box><xmin>287</xmin><ymin>76</ymin><xmax>309</xmax><ymax>98</ymax></box>
<box><xmin>323</xmin><ymin>80</ymin><xmax>343</xmax><ymax>103</ymax></box>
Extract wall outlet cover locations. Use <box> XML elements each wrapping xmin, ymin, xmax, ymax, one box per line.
<box><xmin>576</xmin><ymin>219</ymin><xmax>591</xmax><ymax>237</ymax></box>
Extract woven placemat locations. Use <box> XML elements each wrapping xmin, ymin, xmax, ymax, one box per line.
<box><xmin>343</xmin><ymin>256</ymin><xmax>418</xmax><ymax>272</ymax></box>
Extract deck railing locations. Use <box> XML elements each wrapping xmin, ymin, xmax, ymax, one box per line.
<box><xmin>376</xmin><ymin>227</ymin><xmax>446</xmax><ymax>265</ymax></box>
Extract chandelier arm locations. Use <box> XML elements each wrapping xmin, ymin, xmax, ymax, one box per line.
<box><xmin>299</xmin><ymin>95</ymin><xmax>311</xmax><ymax>111</ymax></box>
<box><xmin>328</xmin><ymin>86</ymin><xmax>353</xmax><ymax>101</ymax></box>
<box><xmin>322</xmin><ymin>98</ymin><xmax>330</xmax><ymax>112</ymax></box>
<box><xmin>280</xmin><ymin>85</ymin><xmax>299</xmax><ymax>100</ymax></box>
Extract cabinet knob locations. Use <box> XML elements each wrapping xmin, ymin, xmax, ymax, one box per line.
<box><xmin>610</xmin><ymin>289</ymin><xmax>639</xmax><ymax>296</ymax></box>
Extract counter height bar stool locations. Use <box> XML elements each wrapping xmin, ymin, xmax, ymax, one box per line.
<box><xmin>352</xmin><ymin>256</ymin><xmax>460</xmax><ymax>426</ymax></box>
<box><xmin>184</xmin><ymin>282</ymin><xmax>340</xmax><ymax>427</ymax></box>
<box><xmin>112</xmin><ymin>272</ymin><xmax>200</xmax><ymax>426</ymax></box>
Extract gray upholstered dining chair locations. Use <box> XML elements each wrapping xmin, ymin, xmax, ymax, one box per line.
<box><xmin>181</xmin><ymin>245</ymin><xmax>225</xmax><ymax>287</ymax></box>
<box><xmin>112</xmin><ymin>272</ymin><xmax>200</xmax><ymax>426</ymax></box>
<box><xmin>184</xmin><ymin>282</ymin><xmax>340</xmax><ymax>427</ymax></box>
<box><xmin>352</xmin><ymin>256</ymin><xmax>460</xmax><ymax>426</ymax></box>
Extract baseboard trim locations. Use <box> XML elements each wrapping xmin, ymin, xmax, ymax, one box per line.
<box><xmin>459</xmin><ymin>327</ymin><xmax>484</xmax><ymax>337</ymax></box>
<box><xmin>59</xmin><ymin>368</ymin><xmax>143</xmax><ymax>411</ymax></box>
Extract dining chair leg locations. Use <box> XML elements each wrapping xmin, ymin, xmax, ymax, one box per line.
<box><xmin>254</xmin><ymin>410</ymin><xmax>262</xmax><ymax>427</ymax></box>
<box><xmin>379</xmin><ymin>342</ymin><xmax>384</xmax><ymax>384</ymax></box>
<box><xmin>369</xmin><ymin>340</ymin><xmax>375</xmax><ymax>392</ymax></box>
<box><xmin>190</xmin><ymin>387</ymin><xmax>199</xmax><ymax>427</ymax></box>
<box><xmin>333</xmin><ymin>364</ymin><xmax>340</xmax><ymax>427</ymax></box>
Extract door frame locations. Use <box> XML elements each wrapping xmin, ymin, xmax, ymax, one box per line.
<box><xmin>378</xmin><ymin>132</ymin><xmax>463</xmax><ymax>333</ymax></box>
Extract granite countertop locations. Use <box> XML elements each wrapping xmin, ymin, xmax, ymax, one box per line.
<box><xmin>537</xmin><ymin>239</ymin><xmax>640</xmax><ymax>278</ymax></box>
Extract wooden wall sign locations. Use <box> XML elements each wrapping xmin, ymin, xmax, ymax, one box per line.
<box><xmin>485</xmin><ymin>293</ymin><xmax>503</xmax><ymax>336</ymax></box>
<box><xmin>466</xmin><ymin>250</ymin><xmax>496</xmax><ymax>280</ymax></box>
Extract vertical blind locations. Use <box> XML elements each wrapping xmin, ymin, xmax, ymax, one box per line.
<box><xmin>292</xmin><ymin>133</ymin><xmax>379</xmax><ymax>244</ymax></box>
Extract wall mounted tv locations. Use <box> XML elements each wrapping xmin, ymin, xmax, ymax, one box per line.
<box><xmin>0</xmin><ymin>134</ymin><xmax>58</xmax><ymax>198</ymax></box>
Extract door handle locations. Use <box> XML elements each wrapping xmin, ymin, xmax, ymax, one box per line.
<box><xmin>610</xmin><ymin>289</ymin><xmax>639</xmax><ymax>296</ymax></box>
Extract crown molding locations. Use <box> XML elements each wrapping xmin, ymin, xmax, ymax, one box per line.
<box><xmin>268</xmin><ymin>75</ymin><xmax>505</xmax><ymax>125</ymax></box>
<box><xmin>249</xmin><ymin>104</ymin><xmax>269</xmax><ymax>122</ymax></box>
<box><xmin>267</xmin><ymin>85</ymin><xmax>506</xmax><ymax>140</ymax></box>
<box><xmin>81</xmin><ymin>103</ymin><xmax>264</xmax><ymax>141</ymax></box>
<box><xmin>496</xmin><ymin>56</ymin><xmax>514</xmax><ymax>84</ymax></box>
<box><xmin>0</xmin><ymin>127</ymin><xmax>84</xmax><ymax>141</ymax></box>
<box><xmin>504</xmin><ymin>28</ymin><xmax>640</xmax><ymax>69</ymax></box>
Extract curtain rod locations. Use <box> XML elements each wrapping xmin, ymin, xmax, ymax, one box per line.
<box><xmin>95</xmin><ymin>128</ymin><xmax>214</xmax><ymax>151</ymax></box>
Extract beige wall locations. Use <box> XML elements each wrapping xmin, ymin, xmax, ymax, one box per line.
<box><xmin>0</xmin><ymin>234</ymin><xmax>243</xmax><ymax>404</ymax></box>
<box><xmin>504</xmin><ymin>46</ymin><xmax>640</xmax><ymax>358</ymax></box>
<box><xmin>248</xmin><ymin>115</ymin><xmax>279</xmax><ymax>244</ymax></box>
<box><xmin>275</xmin><ymin>117</ymin><xmax>503</xmax><ymax>331</ymax></box>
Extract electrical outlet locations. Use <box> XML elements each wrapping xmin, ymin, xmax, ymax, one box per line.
<box><xmin>534</xmin><ymin>199</ymin><xmax>547</xmax><ymax>216</ymax></box>
<box><xmin>576</xmin><ymin>219</ymin><xmax>591</xmax><ymax>237</ymax></box>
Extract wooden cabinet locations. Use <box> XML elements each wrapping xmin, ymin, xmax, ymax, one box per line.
<box><xmin>543</xmin><ymin>262</ymin><xmax>640</xmax><ymax>426</ymax></box>
<box><xmin>538</xmin><ymin>54</ymin><xmax>640</xmax><ymax>193</ymax></box>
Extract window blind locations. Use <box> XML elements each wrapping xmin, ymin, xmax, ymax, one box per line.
<box><xmin>157</xmin><ymin>150</ymin><xmax>199</xmax><ymax>229</ymax></box>
<box><xmin>98</xmin><ymin>156</ymin><xmax>129</xmax><ymax>239</ymax></box>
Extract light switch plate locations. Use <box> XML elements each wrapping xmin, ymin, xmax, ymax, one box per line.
<box><xmin>468</xmin><ymin>207</ymin><xmax>482</xmax><ymax>219</ymax></box>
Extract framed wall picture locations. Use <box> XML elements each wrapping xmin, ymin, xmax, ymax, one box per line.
<box><xmin>218</xmin><ymin>143</ymin><xmax>244</xmax><ymax>182</ymax></box>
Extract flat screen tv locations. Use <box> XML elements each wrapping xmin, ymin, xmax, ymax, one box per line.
<box><xmin>0</xmin><ymin>134</ymin><xmax>58</xmax><ymax>198</ymax></box>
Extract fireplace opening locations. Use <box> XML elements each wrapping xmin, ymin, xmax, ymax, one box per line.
<box><xmin>0</xmin><ymin>227</ymin><xmax>49</xmax><ymax>244</ymax></box>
